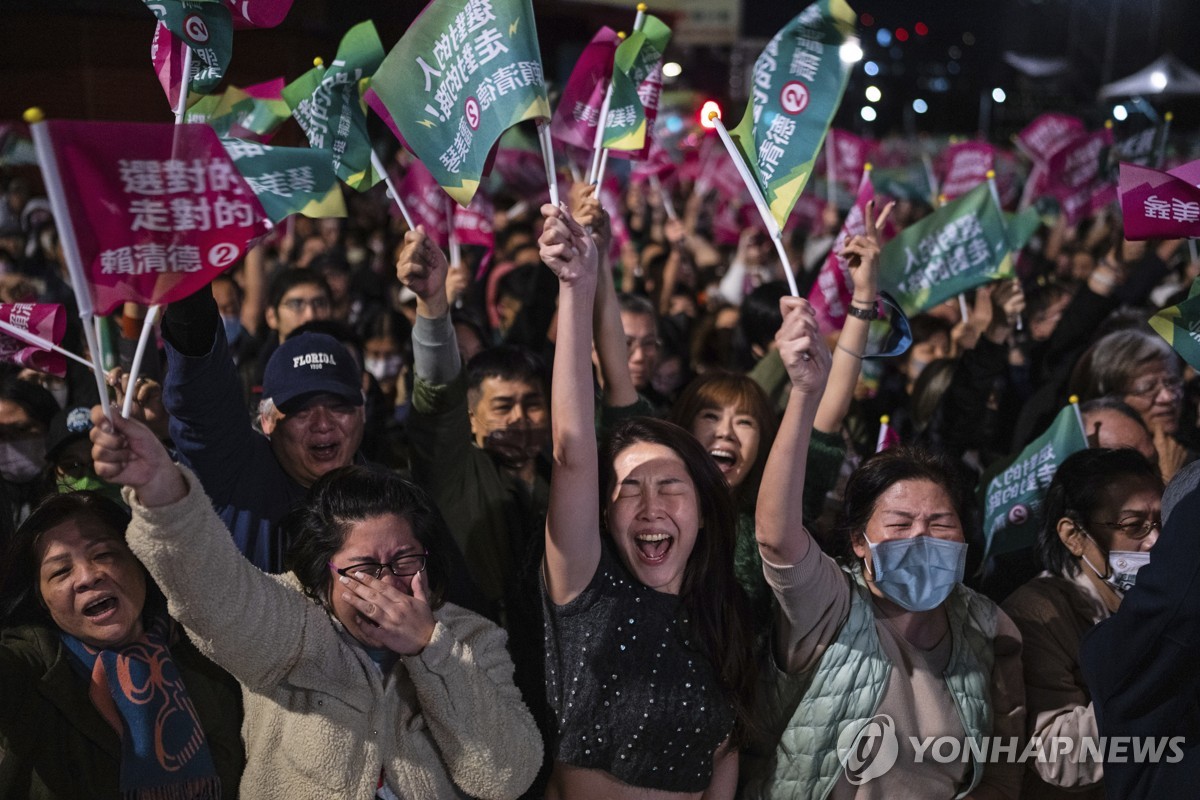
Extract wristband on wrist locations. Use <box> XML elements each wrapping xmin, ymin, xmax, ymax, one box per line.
<box><xmin>846</xmin><ymin>301</ymin><xmax>878</xmax><ymax>321</ymax></box>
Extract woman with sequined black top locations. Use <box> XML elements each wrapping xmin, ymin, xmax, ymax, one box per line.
<box><xmin>536</xmin><ymin>203</ymin><xmax>759</xmax><ymax>799</ymax></box>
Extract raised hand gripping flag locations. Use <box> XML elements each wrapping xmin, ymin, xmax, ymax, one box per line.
<box><xmin>144</xmin><ymin>0</ymin><xmax>233</xmax><ymax>111</ymax></box>
<box><xmin>602</xmin><ymin>15</ymin><xmax>671</xmax><ymax>156</ymax></box>
<box><xmin>365</xmin><ymin>0</ymin><xmax>551</xmax><ymax>207</ymax></box>
<box><xmin>398</xmin><ymin>160</ymin><xmax>452</xmax><ymax>247</ymax></box>
<box><xmin>220</xmin><ymin>138</ymin><xmax>346</xmax><ymax>222</ymax></box>
<box><xmin>981</xmin><ymin>402</ymin><xmax>1088</xmax><ymax>559</ymax></box>
<box><xmin>550</xmin><ymin>27</ymin><xmax>621</xmax><ymax>152</ymax></box>
<box><xmin>284</xmin><ymin>21</ymin><xmax>386</xmax><ymax>191</ymax></box>
<box><xmin>34</xmin><ymin>120</ymin><xmax>270</xmax><ymax>316</ymax></box>
<box><xmin>1118</xmin><ymin>161</ymin><xmax>1200</xmax><ymax>240</ymax></box>
<box><xmin>878</xmin><ymin>182</ymin><xmax>1013</xmax><ymax>316</ymax></box>
<box><xmin>729</xmin><ymin>0</ymin><xmax>857</xmax><ymax>229</ymax></box>
<box><xmin>1149</xmin><ymin>277</ymin><xmax>1200</xmax><ymax>371</ymax></box>
<box><xmin>0</xmin><ymin>304</ymin><xmax>69</xmax><ymax>376</ymax></box>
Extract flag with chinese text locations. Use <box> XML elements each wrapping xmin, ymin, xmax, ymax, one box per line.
<box><xmin>878</xmin><ymin>182</ymin><xmax>1013</xmax><ymax>315</ymax></box>
<box><xmin>1044</xmin><ymin>127</ymin><xmax>1115</xmax><ymax>225</ymax></box>
<box><xmin>825</xmin><ymin>128</ymin><xmax>873</xmax><ymax>196</ymax></box>
<box><xmin>144</xmin><ymin>0</ymin><xmax>233</xmax><ymax>111</ymax></box>
<box><xmin>366</xmin><ymin>0</ymin><xmax>551</xmax><ymax>207</ymax></box>
<box><xmin>398</xmin><ymin>160</ymin><xmax>453</xmax><ymax>247</ymax></box>
<box><xmin>981</xmin><ymin>403</ymin><xmax>1087</xmax><ymax>559</ymax></box>
<box><xmin>602</xmin><ymin>15</ymin><xmax>671</xmax><ymax>158</ymax></box>
<box><xmin>1149</xmin><ymin>277</ymin><xmax>1200</xmax><ymax>371</ymax></box>
<box><xmin>220</xmin><ymin>138</ymin><xmax>346</xmax><ymax>222</ymax></box>
<box><xmin>1118</xmin><ymin>161</ymin><xmax>1200</xmax><ymax>240</ymax></box>
<box><xmin>284</xmin><ymin>21</ymin><xmax>385</xmax><ymax>191</ymax></box>
<box><xmin>1015</xmin><ymin>113</ymin><xmax>1085</xmax><ymax>164</ymax></box>
<box><xmin>937</xmin><ymin>141</ymin><xmax>996</xmax><ymax>201</ymax></box>
<box><xmin>210</xmin><ymin>78</ymin><xmax>291</xmax><ymax>142</ymax></box>
<box><xmin>36</xmin><ymin>120</ymin><xmax>269</xmax><ymax>316</ymax></box>
<box><xmin>0</xmin><ymin>304</ymin><xmax>68</xmax><ymax>376</ymax></box>
<box><xmin>549</xmin><ymin>27</ymin><xmax>620</xmax><ymax>152</ymax></box>
<box><xmin>729</xmin><ymin>0</ymin><xmax>856</xmax><ymax>228</ymax></box>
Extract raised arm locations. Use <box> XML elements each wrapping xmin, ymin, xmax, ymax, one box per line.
<box><xmin>813</xmin><ymin>199</ymin><xmax>893</xmax><ymax>433</ymax></box>
<box><xmin>571</xmin><ymin>182</ymin><xmax>638</xmax><ymax>409</ymax></box>
<box><xmin>397</xmin><ymin>225</ymin><xmax>460</xmax><ymax>386</ymax></box>
<box><xmin>755</xmin><ymin>298</ymin><xmax>832</xmax><ymax>566</ymax></box>
<box><xmin>541</xmin><ymin>204</ymin><xmax>601</xmax><ymax>605</ymax></box>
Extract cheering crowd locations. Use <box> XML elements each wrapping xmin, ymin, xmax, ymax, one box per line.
<box><xmin>0</xmin><ymin>116</ymin><xmax>1199</xmax><ymax>800</ymax></box>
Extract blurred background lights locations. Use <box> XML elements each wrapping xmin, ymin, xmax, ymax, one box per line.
<box><xmin>864</xmin><ymin>60</ymin><xmax>879</xmax><ymax>76</ymax></box>
<box><xmin>662</xmin><ymin>61</ymin><xmax>682</xmax><ymax>78</ymax></box>
<box><xmin>840</xmin><ymin>39</ymin><xmax>864</xmax><ymax>63</ymax></box>
<box><xmin>913</xmin><ymin>98</ymin><xmax>929</xmax><ymax>114</ymax></box>
<box><xmin>1113</xmin><ymin>104</ymin><xmax>1129</xmax><ymax>121</ymax></box>
<box><xmin>895</xmin><ymin>27</ymin><xmax>909</xmax><ymax>42</ymax></box>
<box><xmin>992</xmin><ymin>87</ymin><xmax>1007</xmax><ymax>103</ymax></box>
<box><xmin>865</xmin><ymin>85</ymin><xmax>882</xmax><ymax>103</ymax></box>
<box><xmin>860</xmin><ymin>106</ymin><xmax>877</xmax><ymax>121</ymax></box>
<box><xmin>876</xmin><ymin>28</ymin><xmax>892</xmax><ymax>46</ymax></box>
<box><xmin>1150</xmin><ymin>70</ymin><xmax>1168</xmax><ymax>90</ymax></box>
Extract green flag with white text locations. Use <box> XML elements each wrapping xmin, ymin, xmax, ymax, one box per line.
<box><xmin>365</xmin><ymin>0</ymin><xmax>551</xmax><ymax>207</ymax></box>
<box><xmin>729</xmin><ymin>0</ymin><xmax>857</xmax><ymax>228</ymax></box>
<box><xmin>601</xmin><ymin>15</ymin><xmax>671</xmax><ymax>152</ymax></box>
<box><xmin>222</xmin><ymin>138</ymin><xmax>347</xmax><ymax>222</ymax></box>
<box><xmin>878</xmin><ymin>182</ymin><xmax>1014</xmax><ymax>315</ymax></box>
<box><xmin>1149</xmin><ymin>277</ymin><xmax>1200</xmax><ymax>372</ymax></box>
<box><xmin>981</xmin><ymin>403</ymin><xmax>1088</xmax><ymax>559</ymax></box>
<box><xmin>283</xmin><ymin>21</ymin><xmax>385</xmax><ymax>191</ymax></box>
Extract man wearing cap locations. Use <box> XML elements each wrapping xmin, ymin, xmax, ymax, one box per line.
<box><xmin>161</xmin><ymin>287</ymin><xmax>364</xmax><ymax>573</ymax></box>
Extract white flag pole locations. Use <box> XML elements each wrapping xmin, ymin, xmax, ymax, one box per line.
<box><xmin>707</xmin><ymin>109</ymin><xmax>799</xmax><ymax>297</ymax></box>
<box><xmin>650</xmin><ymin>173</ymin><xmax>676</xmax><ymax>220</ymax></box>
<box><xmin>591</xmin><ymin>4</ymin><xmax>648</xmax><ymax>186</ymax></box>
<box><xmin>447</xmin><ymin>199</ymin><xmax>462</xmax><ymax>268</ymax></box>
<box><xmin>371</xmin><ymin>149</ymin><xmax>416</xmax><ymax>230</ymax></box>
<box><xmin>173</xmin><ymin>46</ymin><xmax>194</xmax><ymax>125</ymax></box>
<box><xmin>0</xmin><ymin>317</ymin><xmax>95</xmax><ymax>369</ymax></box>
<box><xmin>26</xmin><ymin>109</ymin><xmax>113</xmax><ymax>421</ymax></box>
<box><xmin>535</xmin><ymin>119</ymin><xmax>560</xmax><ymax>207</ymax></box>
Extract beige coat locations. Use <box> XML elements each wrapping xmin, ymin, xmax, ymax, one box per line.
<box><xmin>125</xmin><ymin>466</ymin><xmax>542</xmax><ymax>800</ymax></box>
<box><xmin>1003</xmin><ymin>569</ymin><xmax>1110</xmax><ymax>800</ymax></box>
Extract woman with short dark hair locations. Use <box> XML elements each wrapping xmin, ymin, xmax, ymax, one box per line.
<box><xmin>88</xmin><ymin>409</ymin><xmax>542</xmax><ymax>800</ymax></box>
<box><xmin>0</xmin><ymin>490</ymin><xmax>244</xmax><ymax>799</ymax></box>
<box><xmin>1003</xmin><ymin>447</ymin><xmax>1162</xmax><ymax>799</ymax></box>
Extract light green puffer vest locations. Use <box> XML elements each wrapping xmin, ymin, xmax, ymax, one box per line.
<box><xmin>743</xmin><ymin>567</ymin><xmax>998</xmax><ymax>800</ymax></box>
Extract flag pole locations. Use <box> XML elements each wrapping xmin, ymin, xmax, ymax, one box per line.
<box><xmin>1069</xmin><ymin>394</ymin><xmax>1087</xmax><ymax>441</ymax></box>
<box><xmin>173</xmin><ymin>46</ymin><xmax>194</xmax><ymax>124</ymax></box>
<box><xmin>447</xmin><ymin>198</ymin><xmax>462</xmax><ymax>268</ymax></box>
<box><xmin>986</xmin><ymin>169</ymin><xmax>1023</xmax><ymax>331</ymax></box>
<box><xmin>0</xmin><ymin>318</ymin><xmax>95</xmax><ymax>369</ymax></box>
<box><xmin>650</xmin><ymin>173</ymin><xmax>677</xmax><ymax>220</ymax></box>
<box><xmin>535</xmin><ymin>119</ymin><xmax>560</xmax><ymax>207</ymax></box>
<box><xmin>1157</xmin><ymin>111</ymin><xmax>1173</xmax><ymax>169</ymax></box>
<box><xmin>708</xmin><ymin>110</ymin><xmax>799</xmax><ymax>297</ymax></box>
<box><xmin>371</xmin><ymin>149</ymin><xmax>416</xmax><ymax>230</ymax></box>
<box><xmin>826</xmin><ymin>129</ymin><xmax>838</xmax><ymax>209</ymax></box>
<box><xmin>922</xmin><ymin>152</ymin><xmax>939</xmax><ymax>206</ymax></box>
<box><xmin>591</xmin><ymin>2</ymin><xmax>648</xmax><ymax>186</ymax></box>
<box><xmin>25</xmin><ymin>108</ymin><xmax>113</xmax><ymax>421</ymax></box>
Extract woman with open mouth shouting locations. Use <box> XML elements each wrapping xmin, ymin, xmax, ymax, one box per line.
<box><xmin>538</xmin><ymin>201</ymin><xmax>759</xmax><ymax>799</ymax></box>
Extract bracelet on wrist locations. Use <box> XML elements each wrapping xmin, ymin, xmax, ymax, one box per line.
<box><xmin>836</xmin><ymin>342</ymin><xmax>865</xmax><ymax>359</ymax></box>
<box><xmin>846</xmin><ymin>302</ymin><xmax>878</xmax><ymax>321</ymax></box>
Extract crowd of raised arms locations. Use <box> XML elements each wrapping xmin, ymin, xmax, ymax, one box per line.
<box><xmin>0</xmin><ymin>145</ymin><xmax>1196</xmax><ymax>800</ymax></box>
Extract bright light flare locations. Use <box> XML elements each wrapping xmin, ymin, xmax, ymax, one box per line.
<box><xmin>1151</xmin><ymin>70</ymin><xmax>1168</xmax><ymax>90</ymax></box>
<box><xmin>1113</xmin><ymin>104</ymin><xmax>1129</xmax><ymax>121</ymax></box>
<box><xmin>662</xmin><ymin>61</ymin><xmax>682</xmax><ymax>78</ymax></box>
<box><xmin>866</xmin><ymin>85</ymin><xmax>882</xmax><ymax>103</ymax></box>
<box><xmin>840</xmin><ymin>39</ymin><xmax>864</xmax><ymax>63</ymax></box>
<box><xmin>860</xmin><ymin>106</ymin><xmax>877</xmax><ymax>122</ymax></box>
<box><xmin>992</xmin><ymin>87</ymin><xmax>1007</xmax><ymax>103</ymax></box>
<box><xmin>701</xmin><ymin>100</ymin><xmax>722</xmax><ymax>128</ymax></box>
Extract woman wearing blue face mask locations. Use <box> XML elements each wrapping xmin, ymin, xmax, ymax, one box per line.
<box><xmin>741</xmin><ymin>295</ymin><xmax>1025</xmax><ymax>800</ymax></box>
<box><xmin>1002</xmin><ymin>447</ymin><xmax>1162</xmax><ymax>800</ymax></box>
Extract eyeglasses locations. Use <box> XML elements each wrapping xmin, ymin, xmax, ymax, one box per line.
<box><xmin>626</xmin><ymin>336</ymin><xmax>661</xmax><ymax>356</ymax></box>
<box><xmin>1097</xmin><ymin>518</ymin><xmax>1161</xmax><ymax>540</ymax></box>
<box><xmin>1126</xmin><ymin>375</ymin><xmax>1183</xmax><ymax>400</ymax></box>
<box><xmin>330</xmin><ymin>553</ymin><xmax>428</xmax><ymax>580</ymax></box>
<box><xmin>279</xmin><ymin>296</ymin><xmax>331</xmax><ymax>314</ymax></box>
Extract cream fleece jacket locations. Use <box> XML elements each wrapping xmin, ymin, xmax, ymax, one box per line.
<box><xmin>124</xmin><ymin>466</ymin><xmax>543</xmax><ymax>800</ymax></box>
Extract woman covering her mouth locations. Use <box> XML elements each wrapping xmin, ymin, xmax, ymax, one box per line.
<box><xmin>538</xmin><ymin>202</ymin><xmax>759</xmax><ymax>799</ymax></box>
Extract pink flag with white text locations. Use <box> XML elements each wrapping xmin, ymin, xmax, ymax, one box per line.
<box><xmin>937</xmin><ymin>141</ymin><xmax>996</xmax><ymax>201</ymax></box>
<box><xmin>1119</xmin><ymin>161</ymin><xmax>1200</xmax><ymax>240</ymax></box>
<box><xmin>827</xmin><ymin>129</ymin><xmax>874</xmax><ymax>195</ymax></box>
<box><xmin>549</xmin><ymin>27</ymin><xmax>621</xmax><ymax>152</ymax></box>
<box><xmin>1016</xmin><ymin>113</ymin><xmax>1086</xmax><ymax>164</ymax></box>
<box><xmin>0</xmin><ymin>304</ymin><xmax>67</xmax><ymax>376</ymax></box>
<box><xmin>398</xmin><ymin>160</ymin><xmax>452</xmax><ymax>249</ymax></box>
<box><xmin>1045</xmin><ymin>127</ymin><xmax>1115</xmax><ymax>225</ymax></box>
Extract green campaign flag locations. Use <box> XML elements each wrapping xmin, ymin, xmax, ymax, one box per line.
<box><xmin>601</xmin><ymin>15</ymin><xmax>671</xmax><ymax>151</ymax></box>
<box><xmin>222</xmin><ymin>138</ymin><xmax>347</xmax><ymax>222</ymax></box>
<box><xmin>1149</xmin><ymin>277</ymin><xmax>1200</xmax><ymax>371</ymax></box>
<box><xmin>365</xmin><ymin>0</ymin><xmax>551</xmax><ymax>207</ymax></box>
<box><xmin>981</xmin><ymin>403</ymin><xmax>1088</xmax><ymax>559</ymax></box>
<box><xmin>729</xmin><ymin>0</ymin><xmax>856</xmax><ymax>229</ymax></box>
<box><xmin>1003</xmin><ymin>205</ymin><xmax>1042</xmax><ymax>254</ymax></box>
<box><xmin>283</xmin><ymin>21</ymin><xmax>385</xmax><ymax>191</ymax></box>
<box><xmin>183</xmin><ymin>93</ymin><xmax>225</xmax><ymax>126</ymax></box>
<box><xmin>209</xmin><ymin>80</ymin><xmax>291</xmax><ymax>141</ymax></box>
<box><xmin>145</xmin><ymin>0</ymin><xmax>233</xmax><ymax>103</ymax></box>
<box><xmin>871</xmin><ymin>164</ymin><xmax>932</xmax><ymax>204</ymax></box>
<box><xmin>878</xmin><ymin>182</ymin><xmax>1014</xmax><ymax>315</ymax></box>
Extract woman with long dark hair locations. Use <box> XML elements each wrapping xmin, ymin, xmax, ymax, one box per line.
<box><xmin>538</xmin><ymin>203</ymin><xmax>757</xmax><ymax>799</ymax></box>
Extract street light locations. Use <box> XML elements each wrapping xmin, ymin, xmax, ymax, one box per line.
<box><xmin>1151</xmin><ymin>70</ymin><xmax>1168</xmax><ymax>90</ymax></box>
<box><xmin>913</xmin><ymin>98</ymin><xmax>928</xmax><ymax>114</ymax></box>
<box><xmin>840</xmin><ymin>39</ymin><xmax>864</xmax><ymax>63</ymax></box>
<box><xmin>992</xmin><ymin>87</ymin><xmax>1006</xmax><ymax>103</ymax></box>
<box><xmin>1113</xmin><ymin>104</ymin><xmax>1128</xmax><ymax>121</ymax></box>
<box><xmin>866</xmin><ymin>85</ymin><xmax>882</xmax><ymax>103</ymax></box>
<box><xmin>861</xmin><ymin>106</ymin><xmax>877</xmax><ymax>122</ymax></box>
<box><xmin>662</xmin><ymin>62</ymin><xmax>682</xmax><ymax>78</ymax></box>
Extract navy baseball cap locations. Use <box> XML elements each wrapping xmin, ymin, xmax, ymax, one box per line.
<box><xmin>263</xmin><ymin>332</ymin><xmax>363</xmax><ymax>413</ymax></box>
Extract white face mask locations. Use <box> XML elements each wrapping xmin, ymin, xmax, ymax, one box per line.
<box><xmin>0</xmin><ymin>437</ymin><xmax>46</xmax><ymax>484</ymax></box>
<box><xmin>1081</xmin><ymin>533</ymin><xmax>1151</xmax><ymax>595</ymax></box>
<box><xmin>365</xmin><ymin>354</ymin><xmax>402</xmax><ymax>383</ymax></box>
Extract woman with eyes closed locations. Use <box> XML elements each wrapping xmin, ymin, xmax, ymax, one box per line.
<box><xmin>85</xmin><ymin>408</ymin><xmax>542</xmax><ymax>800</ymax></box>
<box><xmin>743</xmin><ymin>295</ymin><xmax>1025</xmax><ymax>800</ymax></box>
<box><xmin>539</xmin><ymin>202</ymin><xmax>758</xmax><ymax>800</ymax></box>
<box><xmin>1003</xmin><ymin>448</ymin><xmax>1162</xmax><ymax>800</ymax></box>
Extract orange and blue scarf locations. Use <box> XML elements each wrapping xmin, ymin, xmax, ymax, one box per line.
<box><xmin>61</xmin><ymin>615</ymin><xmax>220</xmax><ymax>800</ymax></box>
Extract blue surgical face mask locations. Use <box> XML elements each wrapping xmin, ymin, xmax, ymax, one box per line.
<box><xmin>866</xmin><ymin>536</ymin><xmax>968</xmax><ymax>612</ymax></box>
<box><xmin>221</xmin><ymin>314</ymin><xmax>244</xmax><ymax>345</ymax></box>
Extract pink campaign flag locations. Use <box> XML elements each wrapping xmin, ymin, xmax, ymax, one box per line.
<box><xmin>1016</xmin><ymin>113</ymin><xmax>1086</xmax><ymax>164</ymax></box>
<box><xmin>1119</xmin><ymin>161</ymin><xmax>1200</xmax><ymax>240</ymax></box>
<box><xmin>630</xmin><ymin>137</ymin><xmax>676</xmax><ymax>183</ymax></box>
<box><xmin>937</xmin><ymin>141</ymin><xmax>996</xmax><ymax>201</ymax></box>
<box><xmin>398</xmin><ymin>160</ymin><xmax>452</xmax><ymax>249</ymax></box>
<box><xmin>0</xmin><ymin>304</ymin><xmax>68</xmax><ymax>376</ymax></box>
<box><xmin>1045</xmin><ymin>127</ymin><xmax>1115</xmax><ymax>225</ymax></box>
<box><xmin>827</xmin><ymin>129</ymin><xmax>874</xmax><ymax>195</ymax></box>
<box><xmin>223</xmin><ymin>0</ymin><xmax>293</xmax><ymax>29</ymax></box>
<box><xmin>876</xmin><ymin>415</ymin><xmax>901</xmax><ymax>453</ymax></box>
<box><xmin>40</xmin><ymin>120</ymin><xmax>270</xmax><ymax>316</ymax></box>
<box><xmin>454</xmin><ymin>191</ymin><xmax>495</xmax><ymax>249</ymax></box>
<box><xmin>810</xmin><ymin>168</ymin><xmax>894</xmax><ymax>333</ymax></box>
<box><xmin>549</xmin><ymin>27</ymin><xmax>621</xmax><ymax>152</ymax></box>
